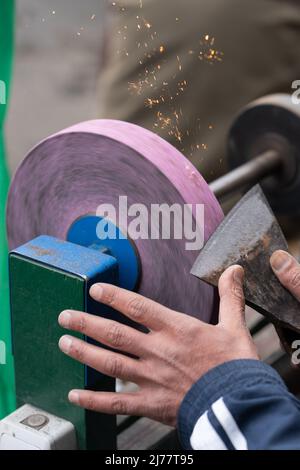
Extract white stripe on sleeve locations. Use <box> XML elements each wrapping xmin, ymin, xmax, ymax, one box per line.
<box><xmin>190</xmin><ymin>411</ymin><xmax>228</xmax><ymax>450</ymax></box>
<box><xmin>211</xmin><ymin>397</ymin><xmax>248</xmax><ymax>450</ymax></box>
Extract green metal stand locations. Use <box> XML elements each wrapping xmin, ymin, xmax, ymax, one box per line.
<box><xmin>10</xmin><ymin>236</ymin><xmax>119</xmax><ymax>449</ymax></box>
<box><xmin>0</xmin><ymin>0</ymin><xmax>16</xmax><ymax>418</ymax></box>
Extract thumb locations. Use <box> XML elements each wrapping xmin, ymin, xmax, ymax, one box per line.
<box><xmin>218</xmin><ymin>265</ymin><xmax>246</xmax><ymax>330</ymax></box>
<box><xmin>270</xmin><ymin>250</ymin><xmax>300</xmax><ymax>302</ymax></box>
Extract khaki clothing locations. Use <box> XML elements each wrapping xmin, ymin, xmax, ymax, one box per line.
<box><xmin>99</xmin><ymin>0</ymin><xmax>300</xmax><ymax>182</ymax></box>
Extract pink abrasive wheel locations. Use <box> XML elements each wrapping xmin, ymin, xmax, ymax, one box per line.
<box><xmin>7</xmin><ymin>120</ymin><xmax>223</xmax><ymax>323</ymax></box>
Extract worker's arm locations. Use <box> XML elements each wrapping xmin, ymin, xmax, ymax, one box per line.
<box><xmin>178</xmin><ymin>359</ymin><xmax>300</xmax><ymax>450</ymax></box>
<box><xmin>57</xmin><ymin>250</ymin><xmax>300</xmax><ymax>450</ymax></box>
<box><xmin>179</xmin><ymin>250</ymin><xmax>300</xmax><ymax>450</ymax></box>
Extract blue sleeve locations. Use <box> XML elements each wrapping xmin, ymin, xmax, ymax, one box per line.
<box><xmin>178</xmin><ymin>359</ymin><xmax>300</xmax><ymax>450</ymax></box>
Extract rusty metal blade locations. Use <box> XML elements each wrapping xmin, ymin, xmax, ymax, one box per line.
<box><xmin>191</xmin><ymin>185</ymin><xmax>300</xmax><ymax>332</ymax></box>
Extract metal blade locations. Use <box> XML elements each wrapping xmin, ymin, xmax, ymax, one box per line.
<box><xmin>191</xmin><ymin>184</ymin><xmax>300</xmax><ymax>332</ymax></box>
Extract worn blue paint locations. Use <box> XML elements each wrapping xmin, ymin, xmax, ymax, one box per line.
<box><xmin>67</xmin><ymin>215</ymin><xmax>140</xmax><ymax>291</ymax></box>
<box><xmin>12</xmin><ymin>235</ymin><xmax>118</xmax><ymax>281</ymax></box>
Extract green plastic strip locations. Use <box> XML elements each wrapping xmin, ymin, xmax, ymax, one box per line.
<box><xmin>0</xmin><ymin>0</ymin><xmax>16</xmax><ymax>418</ymax></box>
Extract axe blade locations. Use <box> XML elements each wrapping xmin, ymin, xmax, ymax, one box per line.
<box><xmin>191</xmin><ymin>184</ymin><xmax>300</xmax><ymax>333</ymax></box>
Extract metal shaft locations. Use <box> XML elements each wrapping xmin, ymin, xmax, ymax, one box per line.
<box><xmin>209</xmin><ymin>150</ymin><xmax>282</xmax><ymax>199</ymax></box>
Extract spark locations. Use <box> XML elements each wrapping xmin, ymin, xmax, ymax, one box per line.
<box><xmin>91</xmin><ymin>14</ymin><xmax>96</xmax><ymax>20</ymax></box>
<box><xmin>155</xmin><ymin>112</ymin><xmax>172</xmax><ymax>129</ymax></box>
<box><xmin>159</xmin><ymin>45</ymin><xmax>165</xmax><ymax>53</ymax></box>
<box><xmin>199</xmin><ymin>34</ymin><xmax>224</xmax><ymax>63</ymax></box>
<box><xmin>145</xmin><ymin>98</ymin><xmax>160</xmax><ymax>108</ymax></box>
<box><xmin>176</xmin><ymin>55</ymin><xmax>182</xmax><ymax>71</ymax></box>
<box><xmin>128</xmin><ymin>80</ymin><xmax>144</xmax><ymax>95</ymax></box>
<box><xmin>173</xmin><ymin>126</ymin><xmax>183</xmax><ymax>143</ymax></box>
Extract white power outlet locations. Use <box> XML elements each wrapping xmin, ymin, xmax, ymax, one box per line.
<box><xmin>0</xmin><ymin>404</ymin><xmax>77</xmax><ymax>450</ymax></box>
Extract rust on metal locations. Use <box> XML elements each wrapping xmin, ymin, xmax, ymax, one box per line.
<box><xmin>191</xmin><ymin>185</ymin><xmax>300</xmax><ymax>335</ymax></box>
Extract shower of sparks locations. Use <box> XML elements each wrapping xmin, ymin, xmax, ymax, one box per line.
<box><xmin>113</xmin><ymin>1</ymin><xmax>223</xmax><ymax>157</ymax></box>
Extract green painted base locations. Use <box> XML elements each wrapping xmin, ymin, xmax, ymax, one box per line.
<box><xmin>10</xmin><ymin>236</ymin><xmax>118</xmax><ymax>449</ymax></box>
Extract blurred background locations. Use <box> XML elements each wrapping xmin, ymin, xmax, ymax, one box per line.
<box><xmin>2</xmin><ymin>0</ymin><xmax>300</xmax><ymax>424</ymax></box>
<box><xmin>6</xmin><ymin>0</ymin><xmax>105</xmax><ymax>174</ymax></box>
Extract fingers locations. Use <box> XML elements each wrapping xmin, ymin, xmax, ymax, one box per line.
<box><xmin>58</xmin><ymin>335</ymin><xmax>143</xmax><ymax>382</ymax></box>
<box><xmin>58</xmin><ymin>310</ymin><xmax>147</xmax><ymax>356</ymax></box>
<box><xmin>89</xmin><ymin>283</ymin><xmax>180</xmax><ymax>331</ymax></box>
<box><xmin>270</xmin><ymin>250</ymin><xmax>300</xmax><ymax>302</ymax></box>
<box><xmin>218</xmin><ymin>265</ymin><xmax>246</xmax><ymax>330</ymax></box>
<box><xmin>68</xmin><ymin>390</ymin><xmax>145</xmax><ymax>416</ymax></box>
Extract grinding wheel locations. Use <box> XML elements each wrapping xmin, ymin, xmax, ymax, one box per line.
<box><xmin>7</xmin><ymin>120</ymin><xmax>223</xmax><ymax>323</ymax></box>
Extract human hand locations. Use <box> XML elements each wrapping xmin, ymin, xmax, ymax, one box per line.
<box><xmin>270</xmin><ymin>250</ymin><xmax>300</xmax><ymax>355</ymax></box>
<box><xmin>58</xmin><ymin>265</ymin><xmax>258</xmax><ymax>426</ymax></box>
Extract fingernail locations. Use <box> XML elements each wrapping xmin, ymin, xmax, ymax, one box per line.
<box><xmin>59</xmin><ymin>335</ymin><xmax>73</xmax><ymax>354</ymax></box>
<box><xmin>233</xmin><ymin>266</ymin><xmax>244</xmax><ymax>285</ymax></box>
<box><xmin>68</xmin><ymin>390</ymin><xmax>80</xmax><ymax>405</ymax></box>
<box><xmin>270</xmin><ymin>250</ymin><xmax>292</xmax><ymax>272</ymax></box>
<box><xmin>90</xmin><ymin>283</ymin><xmax>103</xmax><ymax>299</ymax></box>
<box><xmin>58</xmin><ymin>310</ymin><xmax>72</xmax><ymax>328</ymax></box>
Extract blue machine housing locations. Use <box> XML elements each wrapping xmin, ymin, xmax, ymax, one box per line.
<box><xmin>67</xmin><ymin>215</ymin><xmax>140</xmax><ymax>292</ymax></box>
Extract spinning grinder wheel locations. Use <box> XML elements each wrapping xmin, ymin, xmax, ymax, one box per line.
<box><xmin>7</xmin><ymin>120</ymin><xmax>223</xmax><ymax>324</ymax></box>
